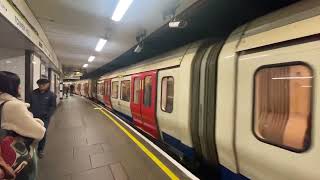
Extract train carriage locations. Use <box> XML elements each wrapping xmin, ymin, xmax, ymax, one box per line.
<box><xmin>75</xmin><ymin>1</ymin><xmax>320</xmax><ymax>179</ymax></box>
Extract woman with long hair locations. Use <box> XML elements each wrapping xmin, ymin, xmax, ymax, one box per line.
<box><xmin>0</xmin><ymin>71</ymin><xmax>46</xmax><ymax>179</ymax></box>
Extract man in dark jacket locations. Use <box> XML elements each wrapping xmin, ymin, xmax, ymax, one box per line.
<box><xmin>69</xmin><ymin>84</ymin><xmax>75</xmax><ymax>96</ymax></box>
<box><xmin>30</xmin><ymin>79</ymin><xmax>56</xmax><ymax>158</ymax></box>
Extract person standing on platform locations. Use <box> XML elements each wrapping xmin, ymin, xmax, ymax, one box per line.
<box><xmin>69</xmin><ymin>84</ymin><xmax>75</xmax><ymax>96</ymax></box>
<box><xmin>30</xmin><ymin>79</ymin><xmax>56</xmax><ymax>158</ymax></box>
<box><xmin>65</xmin><ymin>85</ymin><xmax>69</xmax><ymax>98</ymax></box>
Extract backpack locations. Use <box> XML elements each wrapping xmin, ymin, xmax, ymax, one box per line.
<box><xmin>0</xmin><ymin>101</ymin><xmax>35</xmax><ymax>179</ymax></box>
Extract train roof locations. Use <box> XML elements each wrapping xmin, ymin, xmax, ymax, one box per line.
<box><xmin>237</xmin><ymin>0</ymin><xmax>320</xmax><ymax>51</ymax></box>
<box><xmin>99</xmin><ymin>41</ymin><xmax>203</xmax><ymax>80</ymax></box>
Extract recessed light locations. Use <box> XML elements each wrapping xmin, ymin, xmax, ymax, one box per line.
<box><xmin>83</xmin><ymin>64</ymin><xmax>88</xmax><ymax>68</ymax></box>
<box><xmin>95</xmin><ymin>38</ymin><xmax>107</xmax><ymax>52</ymax></box>
<box><xmin>88</xmin><ymin>56</ymin><xmax>95</xmax><ymax>62</ymax></box>
<box><xmin>112</xmin><ymin>0</ymin><xmax>133</xmax><ymax>22</ymax></box>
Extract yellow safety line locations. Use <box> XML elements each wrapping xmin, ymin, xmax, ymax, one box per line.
<box><xmin>92</xmin><ymin>104</ymin><xmax>180</xmax><ymax>180</ymax></box>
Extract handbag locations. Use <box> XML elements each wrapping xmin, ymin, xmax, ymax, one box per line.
<box><xmin>0</xmin><ymin>101</ymin><xmax>34</xmax><ymax>179</ymax></box>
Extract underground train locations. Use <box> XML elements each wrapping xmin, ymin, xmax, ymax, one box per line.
<box><xmin>74</xmin><ymin>1</ymin><xmax>320</xmax><ymax>179</ymax></box>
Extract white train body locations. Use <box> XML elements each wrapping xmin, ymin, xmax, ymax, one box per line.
<box><xmin>77</xmin><ymin>1</ymin><xmax>320</xmax><ymax>179</ymax></box>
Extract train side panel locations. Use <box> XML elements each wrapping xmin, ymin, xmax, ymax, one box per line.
<box><xmin>236</xmin><ymin>37</ymin><xmax>319</xmax><ymax>180</ymax></box>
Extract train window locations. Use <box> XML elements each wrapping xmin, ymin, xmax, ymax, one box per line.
<box><xmin>112</xmin><ymin>81</ymin><xmax>119</xmax><ymax>99</ymax></box>
<box><xmin>98</xmin><ymin>83</ymin><xmax>102</xmax><ymax>95</ymax></box>
<box><xmin>121</xmin><ymin>80</ymin><xmax>130</xmax><ymax>102</ymax></box>
<box><xmin>134</xmin><ymin>78</ymin><xmax>140</xmax><ymax>104</ymax></box>
<box><xmin>144</xmin><ymin>76</ymin><xmax>152</xmax><ymax>107</ymax></box>
<box><xmin>106</xmin><ymin>81</ymin><xmax>110</xmax><ymax>96</ymax></box>
<box><xmin>161</xmin><ymin>77</ymin><xmax>174</xmax><ymax>113</ymax></box>
<box><xmin>101</xmin><ymin>83</ymin><xmax>105</xmax><ymax>95</ymax></box>
<box><xmin>254</xmin><ymin>64</ymin><xmax>312</xmax><ymax>152</ymax></box>
<box><xmin>104</xmin><ymin>82</ymin><xmax>108</xmax><ymax>96</ymax></box>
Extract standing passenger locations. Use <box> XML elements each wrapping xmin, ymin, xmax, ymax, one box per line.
<box><xmin>70</xmin><ymin>84</ymin><xmax>75</xmax><ymax>96</ymax></box>
<box><xmin>30</xmin><ymin>79</ymin><xmax>56</xmax><ymax>158</ymax></box>
<box><xmin>65</xmin><ymin>85</ymin><xmax>69</xmax><ymax>98</ymax></box>
<box><xmin>0</xmin><ymin>71</ymin><xmax>46</xmax><ymax>179</ymax></box>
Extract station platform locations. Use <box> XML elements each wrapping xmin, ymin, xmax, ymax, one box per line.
<box><xmin>38</xmin><ymin>96</ymin><xmax>195</xmax><ymax>180</ymax></box>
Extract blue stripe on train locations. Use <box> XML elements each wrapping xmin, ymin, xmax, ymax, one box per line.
<box><xmin>162</xmin><ymin>132</ymin><xmax>195</xmax><ymax>158</ymax></box>
<box><xmin>112</xmin><ymin>110</ymin><xmax>133</xmax><ymax>124</ymax></box>
<box><xmin>219</xmin><ymin>166</ymin><xmax>249</xmax><ymax>180</ymax></box>
<box><xmin>111</xmin><ymin>109</ymin><xmax>249</xmax><ymax>179</ymax></box>
<box><xmin>110</xmin><ymin>110</ymin><xmax>195</xmax><ymax>158</ymax></box>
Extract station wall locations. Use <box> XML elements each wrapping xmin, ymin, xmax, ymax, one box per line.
<box><xmin>0</xmin><ymin>55</ymin><xmax>26</xmax><ymax>100</ymax></box>
<box><xmin>32</xmin><ymin>54</ymin><xmax>41</xmax><ymax>90</ymax></box>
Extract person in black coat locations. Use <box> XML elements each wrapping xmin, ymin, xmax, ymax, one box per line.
<box><xmin>30</xmin><ymin>79</ymin><xmax>56</xmax><ymax>158</ymax></box>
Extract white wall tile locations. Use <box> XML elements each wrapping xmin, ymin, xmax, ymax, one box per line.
<box><xmin>32</xmin><ymin>54</ymin><xmax>41</xmax><ymax>90</ymax></box>
<box><xmin>0</xmin><ymin>56</ymin><xmax>26</xmax><ymax>100</ymax></box>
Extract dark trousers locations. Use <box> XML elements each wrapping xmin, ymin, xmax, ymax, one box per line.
<box><xmin>38</xmin><ymin>117</ymin><xmax>50</xmax><ymax>152</ymax></box>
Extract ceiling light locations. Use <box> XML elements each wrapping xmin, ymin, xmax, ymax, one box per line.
<box><xmin>169</xmin><ymin>20</ymin><xmax>188</xmax><ymax>29</ymax></box>
<box><xmin>88</xmin><ymin>56</ymin><xmax>95</xmax><ymax>62</ymax></box>
<box><xmin>83</xmin><ymin>64</ymin><xmax>88</xmax><ymax>68</ymax></box>
<box><xmin>95</xmin><ymin>38</ymin><xmax>107</xmax><ymax>52</ymax></box>
<box><xmin>112</xmin><ymin>0</ymin><xmax>133</xmax><ymax>22</ymax></box>
<box><xmin>134</xmin><ymin>44</ymin><xmax>143</xmax><ymax>53</ymax></box>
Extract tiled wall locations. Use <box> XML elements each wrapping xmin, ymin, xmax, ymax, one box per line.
<box><xmin>0</xmin><ymin>56</ymin><xmax>26</xmax><ymax>100</ymax></box>
<box><xmin>50</xmin><ymin>71</ymin><xmax>61</xmax><ymax>104</ymax></box>
<box><xmin>32</xmin><ymin>54</ymin><xmax>41</xmax><ymax>90</ymax></box>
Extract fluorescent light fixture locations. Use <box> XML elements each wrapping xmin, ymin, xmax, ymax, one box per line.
<box><xmin>134</xmin><ymin>44</ymin><xmax>143</xmax><ymax>53</ymax></box>
<box><xmin>95</xmin><ymin>38</ymin><xmax>107</xmax><ymax>52</ymax></box>
<box><xmin>169</xmin><ymin>20</ymin><xmax>188</xmax><ymax>29</ymax></box>
<box><xmin>88</xmin><ymin>56</ymin><xmax>95</xmax><ymax>62</ymax></box>
<box><xmin>112</xmin><ymin>0</ymin><xmax>133</xmax><ymax>22</ymax></box>
<box><xmin>83</xmin><ymin>64</ymin><xmax>88</xmax><ymax>68</ymax></box>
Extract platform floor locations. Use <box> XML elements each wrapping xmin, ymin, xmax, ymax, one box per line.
<box><xmin>38</xmin><ymin>96</ymin><xmax>192</xmax><ymax>180</ymax></box>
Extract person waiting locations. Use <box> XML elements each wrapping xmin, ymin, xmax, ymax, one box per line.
<box><xmin>0</xmin><ymin>71</ymin><xmax>46</xmax><ymax>179</ymax></box>
<box><xmin>30</xmin><ymin>79</ymin><xmax>56</xmax><ymax>158</ymax></box>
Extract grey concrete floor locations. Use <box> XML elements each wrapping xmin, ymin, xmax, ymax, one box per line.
<box><xmin>37</xmin><ymin>96</ymin><xmax>191</xmax><ymax>180</ymax></box>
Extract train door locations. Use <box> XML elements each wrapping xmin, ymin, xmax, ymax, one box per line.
<box><xmin>156</xmin><ymin>68</ymin><xmax>178</xmax><ymax>141</ymax></box>
<box><xmin>104</xmin><ymin>79</ymin><xmax>112</xmax><ymax>109</ymax></box>
<box><xmin>119</xmin><ymin>76</ymin><xmax>132</xmax><ymax>117</ymax></box>
<box><xmin>84</xmin><ymin>83</ymin><xmax>89</xmax><ymax>97</ymax></box>
<box><xmin>131</xmin><ymin>71</ymin><xmax>159</xmax><ymax>138</ymax></box>
<box><xmin>88</xmin><ymin>81</ymin><xmax>92</xmax><ymax>98</ymax></box>
<box><xmin>111</xmin><ymin>78</ymin><xmax>121</xmax><ymax>113</ymax></box>
<box><xmin>131</xmin><ymin>74</ymin><xmax>143</xmax><ymax>129</ymax></box>
<box><xmin>235</xmin><ymin>39</ymin><xmax>319</xmax><ymax>180</ymax></box>
<box><xmin>97</xmin><ymin>81</ymin><xmax>104</xmax><ymax>103</ymax></box>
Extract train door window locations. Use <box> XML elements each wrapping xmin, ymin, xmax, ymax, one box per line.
<box><xmin>98</xmin><ymin>83</ymin><xmax>101</xmax><ymax>94</ymax></box>
<box><xmin>112</xmin><ymin>81</ymin><xmax>119</xmax><ymax>99</ymax></box>
<box><xmin>134</xmin><ymin>78</ymin><xmax>140</xmax><ymax>104</ymax></box>
<box><xmin>254</xmin><ymin>64</ymin><xmax>312</xmax><ymax>152</ymax></box>
<box><xmin>104</xmin><ymin>82</ymin><xmax>108</xmax><ymax>96</ymax></box>
<box><xmin>144</xmin><ymin>76</ymin><xmax>152</xmax><ymax>107</ymax></box>
<box><xmin>121</xmin><ymin>80</ymin><xmax>130</xmax><ymax>102</ymax></box>
<box><xmin>101</xmin><ymin>83</ymin><xmax>105</xmax><ymax>95</ymax></box>
<box><xmin>100</xmin><ymin>84</ymin><xmax>104</xmax><ymax>95</ymax></box>
<box><xmin>161</xmin><ymin>77</ymin><xmax>174</xmax><ymax>113</ymax></box>
<box><xmin>106</xmin><ymin>81</ymin><xmax>110</xmax><ymax>96</ymax></box>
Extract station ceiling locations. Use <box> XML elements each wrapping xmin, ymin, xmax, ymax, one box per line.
<box><xmin>27</xmin><ymin>0</ymin><xmax>298</xmax><ymax>79</ymax></box>
<box><xmin>84</xmin><ymin>0</ymin><xmax>298</xmax><ymax>79</ymax></box>
<box><xmin>27</xmin><ymin>0</ymin><xmax>198</xmax><ymax>74</ymax></box>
